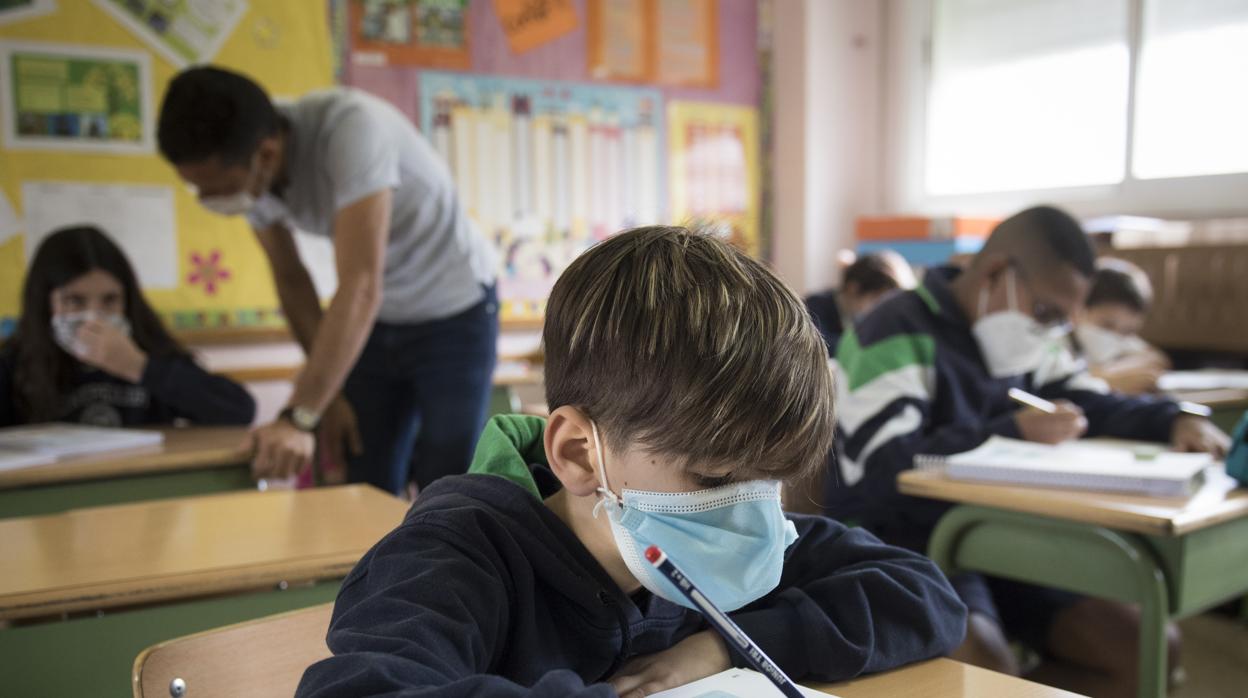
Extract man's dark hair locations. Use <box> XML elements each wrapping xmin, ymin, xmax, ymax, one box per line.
<box><xmin>157</xmin><ymin>66</ymin><xmax>279</xmax><ymax>166</ymax></box>
<box><xmin>978</xmin><ymin>205</ymin><xmax>1097</xmax><ymax>279</ymax></box>
<box><xmin>1087</xmin><ymin>258</ymin><xmax>1153</xmax><ymax>313</ymax></box>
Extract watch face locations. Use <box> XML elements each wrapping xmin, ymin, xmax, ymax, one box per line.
<box><xmin>291</xmin><ymin>406</ymin><xmax>319</xmax><ymax>431</ymax></box>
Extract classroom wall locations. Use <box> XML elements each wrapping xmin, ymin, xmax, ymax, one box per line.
<box><xmin>771</xmin><ymin>0</ymin><xmax>885</xmax><ymax>295</ymax></box>
<box><xmin>343</xmin><ymin>0</ymin><xmax>760</xmax><ymax>125</ymax></box>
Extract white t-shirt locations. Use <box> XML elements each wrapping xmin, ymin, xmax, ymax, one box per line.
<box><xmin>248</xmin><ymin>88</ymin><xmax>497</xmax><ymax>324</ymax></box>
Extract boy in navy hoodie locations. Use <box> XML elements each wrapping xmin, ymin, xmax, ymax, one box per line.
<box><xmin>297</xmin><ymin>226</ymin><xmax>967</xmax><ymax>697</ymax></box>
<box><xmin>828</xmin><ymin>207</ymin><xmax>1228</xmax><ymax>698</ymax></box>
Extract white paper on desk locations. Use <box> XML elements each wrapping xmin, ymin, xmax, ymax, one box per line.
<box><xmin>0</xmin><ymin>189</ymin><xmax>21</xmax><ymax>244</ymax></box>
<box><xmin>0</xmin><ymin>423</ymin><xmax>163</xmax><ymax>458</ymax></box>
<box><xmin>650</xmin><ymin>669</ymin><xmax>838</xmax><ymax>698</ymax></box>
<box><xmin>0</xmin><ymin>447</ymin><xmax>56</xmax><ymax>472</ymax></box>
<box><xmin>1158</xmin><ymin>370</ymin><xmax>1248</xmax><ymax>392</ymax></box>
<box><xmin>21</xmin><ymin>181</ymin><xmax>178</xmax><ymax>288</ymax></box>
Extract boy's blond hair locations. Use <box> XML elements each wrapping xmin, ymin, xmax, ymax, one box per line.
<box><xmin>544</xmin><ymin>226</ymin><xmax>835</xmax><ymax>483</ymax></box>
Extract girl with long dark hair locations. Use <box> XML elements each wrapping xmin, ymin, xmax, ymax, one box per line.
<box><xmin>0</xmin><ymin>225</ymin><xmax>255</xmax><ymax>427</ymax></box>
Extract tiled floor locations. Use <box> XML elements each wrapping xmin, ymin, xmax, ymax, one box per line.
<box><xmin>1172</xmin><ymin>613</ymin><xmax>1248</xmax><ymax>698</ymax></box>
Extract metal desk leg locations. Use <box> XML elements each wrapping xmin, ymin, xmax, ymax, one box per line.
<box><xmin>928</xmin><ymin>505</ymin><xmax>1171</xmax><ymax>698</ymax></box>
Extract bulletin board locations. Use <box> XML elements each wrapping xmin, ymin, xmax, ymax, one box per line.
<box><xmin>0</xmin><ymin>0</ymin><xmax>334</xmax><ymax>338</ymax></box>
<box><xmin>419</xmin><ymin>71</ymin><xmax>663</xmax><ymax>320</ymax></box>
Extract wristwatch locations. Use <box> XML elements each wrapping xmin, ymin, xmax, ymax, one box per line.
<box><xmin>278</xmin><ymin>405</ymin><xmax>321</xmax><ymax>432</ymax></box>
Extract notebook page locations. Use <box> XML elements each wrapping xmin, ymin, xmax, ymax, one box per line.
<box><xmin>650</xmin><ymin>669</ymin><xmax>838</xmax><ymax>698</ymax></box>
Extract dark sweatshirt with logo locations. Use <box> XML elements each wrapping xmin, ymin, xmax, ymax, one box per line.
<box><xmin>0</xmin><ymin>350</ymin><xmax>255</xmax><ymax>427</ymax></box>
<box><xmin>296</xmin><ymin>415</ymin><xmax>967</xmax><ymax>697</ymax></box>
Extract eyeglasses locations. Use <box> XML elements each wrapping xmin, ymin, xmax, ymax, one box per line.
<box><xmin>1012</xmin><ymin>266</ymin><xmax>1073</xmax><ymax>332</ymax></box>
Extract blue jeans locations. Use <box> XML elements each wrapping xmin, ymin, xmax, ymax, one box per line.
<box><xmin>343</xmin><ymin>286</ymin><xmax>499</xmax><ymax>494</ymax></box>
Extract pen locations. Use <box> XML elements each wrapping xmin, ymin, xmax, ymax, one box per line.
<box><xmin>1008</xmin><ymin>387</ymin><xmax>1058</xmax><ymax>414</ymax></box>
<box><xmin>644</xmin><ymin>545</ymin><xmax>805</xmax><ymax>698</ymax></box>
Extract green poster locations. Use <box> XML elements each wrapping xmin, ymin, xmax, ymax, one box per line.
<box><xmin>1</xmin><ymin>42</ymin><xmax>151</xmax><ymax>153</ymax></box>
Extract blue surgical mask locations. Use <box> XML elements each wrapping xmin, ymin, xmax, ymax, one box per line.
<box><xmin>590</xmin><ymin>421</ymin><xmax>799</xmax><ymax>612</ymax></box>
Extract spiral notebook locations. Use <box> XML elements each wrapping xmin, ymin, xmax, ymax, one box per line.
<box><xmin>915</xmin><ymin>437</ymin><xmax>1212</xmax><ymax>497</ymax></box>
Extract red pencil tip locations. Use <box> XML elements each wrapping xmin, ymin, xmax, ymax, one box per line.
<box><xmin>644</xmin><ymin>545</ymin><xmax>661</xmax><ymax>563</ymax></box>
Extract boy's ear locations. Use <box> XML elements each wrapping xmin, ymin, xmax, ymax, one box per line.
<box><xmin>544</xmin><ymin>406</ymin><xmax>601</xmax><ymax>497</ymax></box>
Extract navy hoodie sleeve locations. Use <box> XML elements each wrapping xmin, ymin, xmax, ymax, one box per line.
<box><xmin>729</xmin><ymin>516</ymin><xmax>967</xmax><ymax>682</ymax></box>
<box><xmin>1031</xmin><ymin>351</ymin><xmax>1179</xmax><ymax>442</ymax></box>
<box><xmin>140</xmin><ymin>356</ymin><xmax>256</xmax><ymax>426</ymax></box>
<box><xmin>296</xmin><ymin>516</ymin><xmax>616</xmax><ymax>698</ymax></box>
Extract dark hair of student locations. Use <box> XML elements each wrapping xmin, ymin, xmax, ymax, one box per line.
<box><xmin>157</xmin><ymin>65</ymin><xmax>279</xmax><ymax>166</ymax></box>
<box><xmin>842</xmin><ymin>252</ymin><xmax>911</xmax><ymax>295</ymax></box>
<box><xmin>3</xmin><ymin>226</ymin><xmax>189</xmax><ymax>422</ymax></box>
<box><xmin>1086</xmin><ymin>258</ymin><xmax>1153</xmax><ymax>313</ymax></box>
<box><xmin>980</xmin><ymin>205</ymin><xmax>1097</xmax><ymax>280</ymax></box>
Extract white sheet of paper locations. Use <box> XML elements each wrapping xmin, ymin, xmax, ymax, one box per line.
<box><xmin>0</xmin><ymin>189</ymin><xmax>21</xmax><ymax>244</ymax></box>
<box><xmin>650</xmin><ymin>669</ymin><xmax>839</xmax><ymax>698</ymax></box>
<box><xmin>21</xmin><ymin>181</ymin><xmax>178</xmax><ymax>288</ymax></box>
<box><xmin>1159</xmin><ymin>370</ymin><xmax>1248</xmax><ymax>392</ymax></box>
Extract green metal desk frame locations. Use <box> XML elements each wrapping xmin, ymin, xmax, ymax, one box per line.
<box><xmin>0</xmin><ymin>463</ymin><xmax>254</xmax><ymax>519</ymax></box>
<box><xmin>0</xmin><ymin>580</ymin><xmax>340</xmax><ymax>698</ymax></box>
<box><xmin>928</xmin><ymin>505</ymin><xmax>1248</xmax><ymax>698</ymax></box>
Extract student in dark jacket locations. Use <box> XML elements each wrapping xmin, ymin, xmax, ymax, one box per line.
<box><xmin>297</xmin><ymin>226</ymin><xmax>966</xmax><ymax>697</ymax></box>
<box><xmin>828</xmin><ymin>206</ymin><xmax>1227</xmax><ymax>698</ymax></box>
<box><xmin>0</xmin><ymin>225</ymin><xmax>255</xmax><ymax>427</ymax></box>
<box><xmin>805</xmin><ymin>250</ymin><xmax>916</xmax><ymax>356</ymax></box>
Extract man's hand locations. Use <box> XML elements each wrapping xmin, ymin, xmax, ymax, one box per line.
<box><xmin>248</xmin><ymin>419</ymin><xmax>316</xmax><ymax>480</ymax></box>
<box><xmin>319</xmin><ymin>395</ymin><xmax>363</xmax><ymax>467</ymax></box>
<box><xmin>609</xmin><ymin>630</ymin><xmax>732</xmax><ymax>698</ymax></box>
<box><xmin>1015</xmin><ymin>400</ymin><xmax>1088</xmax><ymax>445</ymax></box>
<box><xmin>1171</xmin><ymin>415</ymin><xmax>1231</xmax><ymax>458</ymax></box>
<box><xmin>74</xmin><ymin>319</ymin><xmax>148</xmax><ymax>383</ymax></box>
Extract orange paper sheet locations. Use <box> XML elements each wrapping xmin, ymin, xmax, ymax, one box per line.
<box><xmin>494</xmin><ymin>0</ymin><xmax>579</xmax><ymax>53</ymax></box>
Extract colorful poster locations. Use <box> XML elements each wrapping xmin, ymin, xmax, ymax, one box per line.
<box><xmin>588</xmin><ymin>0</ymin><xmax>717</xmax><ymax>87</ymax></box>
<box><xmin>0</xmin><ymin>41</ymin><xmax>152</xmax><ymax>154</ymax></box>
<box><xmin>667</xmin><ymin>101</ymin><xmax>760</xmax><ymax>256</ymax></box>
<box><xmin>493</xmin><ymin>0</ymin><xmax>578</xmax><ymax>54</ymax></box>
<box><xmin>0</xmin><ymin>0</ymin><xmax>57</xmax><ymax>26</ymax></box>
<box><xmin>350</xmin><ymin>0</ymin><xmax>470</xmax><ymax>68</ymax></box>
<box><xmin>655</xmin><ymin>0</ymin><xmax>717</xmax><ymax>88</ymax></box>
<box><xmin>420</xmin><ymin>72</ymin><xmax>663</xmax><ymax>321</ymax></box>
<box><xmin>587</xmin><ymin>0</ymin><xmax>646</xmax><ymax>81</ymax></box>
<box><xmin>89</xmin><ymin>0</ymin><xmax>248</xmax><ymax>68</ymax></box>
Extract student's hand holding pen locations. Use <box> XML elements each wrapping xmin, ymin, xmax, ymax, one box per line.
<box><xmin>1014</xmin><ymin>400</ymin><xmax>1088</xmax><ymax>445</ymax></box>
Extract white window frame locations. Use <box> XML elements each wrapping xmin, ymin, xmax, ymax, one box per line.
<box><xmin>882</xmin><ymin>0</ymin><xmax>1248</xmax><ymax>220</ymax></box>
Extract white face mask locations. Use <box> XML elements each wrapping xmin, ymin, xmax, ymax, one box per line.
<box><xmin>51</xmin><ymin>310</ymin><xmax>131</xmax><ymax>355</ymax></box>
<box><xmin>1075</xmin><ymin>323</ymin><xmax>1148</xmax><ymax>366</ymax></box>
<box><xmin>971</xmin><ymin>269</ymin><xmax>1067</xmax><ymax>378</ymax></box>
<box><xmin>195</xmin><ymin>157</ymin><xmax>265</xmax><ymax>217</ymax></box>
<box><xmin>198</xmin><ymin>190</ymin><xmax>257</xmax><ymax>217</ymax></box>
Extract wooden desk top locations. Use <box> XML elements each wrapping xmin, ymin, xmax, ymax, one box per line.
<box><xmin>898</xmin><ymin>467</ymin><xmax>1248</xmax><ymax>537</ymax></box>
<box><xmin>0</xmin><ymin>484</ymin><xmax>407</xmax><ymax>620</ymax></box>
<box><xmin>814</xmin><ymin>658</ymin><xmax>1083</xmax><ymax>697</ymax></box>
<box><xmin>0</xmin><ymin>426</ymin><xmax>251</xmax><ymax>491</ymax></box>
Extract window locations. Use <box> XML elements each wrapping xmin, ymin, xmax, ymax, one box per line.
<box><xmin>1133</xmin><ymin>0</ymin><xmax>1248</xmax><ymax>179</ymax></box>
<box><xmin>926</xmin><ymin>0</ymin><xmax>1130</xmax><ymax>195</ymax></box>
<box><xmin>911</xmin><ymin>0</ymin><xmax>1248</xmax><ymax>209</ymax></box>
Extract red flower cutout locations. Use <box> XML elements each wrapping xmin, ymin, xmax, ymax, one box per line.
<box><xmin>187</xmin><ymin>250</ymin><xmax>232</xmax><ymax>296</ymax></box>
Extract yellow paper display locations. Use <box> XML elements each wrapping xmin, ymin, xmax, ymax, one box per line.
<box><xmin>0</xmin><ymin>0</ymin><xmax>333</xmax><ymax>336</ymax></box>
<box><xmin>666</xmin><ymin>101</ymin><xmax>760</xmax><ymax>257</ymax></box>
